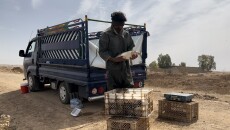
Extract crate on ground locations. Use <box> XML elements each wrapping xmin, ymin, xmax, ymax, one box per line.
<box><xmin>158</xmin><ymin>99</ymin><xmax>198</xmax><ymax>122</ymax></box>
<box><xmin>164</xmin><ymin>92</ymin><xmax>194</xmax><ymax>102</ymax></box>
<box><xmin>105</xmin><ymin>88</ymin><xmax>154</xmax><ymax>117</ymax></box>
<box><xmin>107</xmin><ymin>116</ymin><xmax>149</xmax><ymax>130</ymax></box>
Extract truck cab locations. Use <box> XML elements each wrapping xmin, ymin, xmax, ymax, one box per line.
<box><xmin>19</xmin><ymin>38</ymin><xmax>38</xmax><ymax>78</ymax></box>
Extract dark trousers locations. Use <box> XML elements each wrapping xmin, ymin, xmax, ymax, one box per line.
<box><xmin>106</xmin><ymin>69</ymin><xmax>133</xmax><ymax>91</ymax></box>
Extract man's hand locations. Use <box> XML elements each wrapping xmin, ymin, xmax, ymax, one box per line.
<box><xmin>109</xmin><ymin>56</ymin><xmax>127</xmax><ymax>62</ymax></box>
<box><xmin>130</xmin><ymin>52</ymin><xmax>138</xmax><ymax>60</ymax></box>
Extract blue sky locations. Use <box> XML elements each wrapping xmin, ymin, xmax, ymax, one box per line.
<box><xmin>0</xmin><ymin>0</ymin><xmax>230</xmax><ymax>71</ymax></box>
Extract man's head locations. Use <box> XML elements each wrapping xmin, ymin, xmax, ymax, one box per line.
<box><xmin>111</xmin><ymin>11</ymin><xmax>127</xmax><ymax>33</ymax></box>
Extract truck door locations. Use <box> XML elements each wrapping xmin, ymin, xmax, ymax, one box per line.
<box><xmin>23</xmin><ymin>40</ymin><xmax>38</xmax><ymax>77</ymax></box>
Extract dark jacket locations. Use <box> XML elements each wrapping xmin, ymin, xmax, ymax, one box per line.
<box><xmin>99</xmin><ymin>27</ymin><xmax>134</xmax><ymax>70</ymax></box>
<box><xmin>99</xmin><ymin>26</ymin><xmax>135</xmax><ymax>89</ymax></box>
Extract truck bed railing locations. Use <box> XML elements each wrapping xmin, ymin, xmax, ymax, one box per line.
<box><xmin>87</xmin><ymin>18</ymin><xmax>145</xmax><ymax>27</ymax></box>
<box><xmin>88</xmin><ymin>27</ymin><xmax>147</xmax><ymax>40</ymax></box>
<box><xmin>88</xmin><ymin>18</ymin><xmax>147</xmax><ymax>40</ymax></box>
<box><xmin>37</xmin><ymin>16</ymin><xmax>148</xmax><ymax>67</ymax></box>
<box><xmin>38</xmin><ymin>18</ymin><xmax>84</xmax><ymax>36</ymax></box>
<box><xmin>38</xmin><ymin>18</ymin><xmax>88</xmax><ymax>66</ymax></box>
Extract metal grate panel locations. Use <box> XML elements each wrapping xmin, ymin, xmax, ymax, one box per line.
<box><xmin>42</xmin><ymin>49</ymin><xmax>80</xmax><ymax>60</ymax></box>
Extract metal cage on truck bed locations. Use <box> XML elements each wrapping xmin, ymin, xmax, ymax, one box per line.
<box><xmin>37</xmin><ymin>16</ymin><xmax>148</xmax><ymax>67</ymax></box>
<box><xmin>38</xmin><ymin>18</ymin><xmax>89</xmax><ymax>66</ymax></box>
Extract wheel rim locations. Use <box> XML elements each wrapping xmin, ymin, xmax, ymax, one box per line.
<box><xmin>59</xmin><ymin>86</ymin><xmax>66</xmax><ymax>101</ymax></box>
<box><xmin>28</xmin><ymin>76</ymin><xmax>33</xmax><ymax>90</ymax></box>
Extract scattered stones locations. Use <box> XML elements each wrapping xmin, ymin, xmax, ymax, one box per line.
<box><xmin>0</xmin><ymin>114</ymin><xmax>11</xmax><ymax>129</ymax></box>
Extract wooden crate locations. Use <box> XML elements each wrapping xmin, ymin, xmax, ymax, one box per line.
<box><xmin>158</xmin><ymin>99</ymin><xmax>198</xmax><ymax>122</ymax></box>
<box><xmin>107</xmin><ymin>117</ymin><xmax>149</xmax><ymax>130</ymax></box>
<box><xmin>105</xmin><ymin>88</ymin><xmax>154</xmax><ymax>117</ymax></box>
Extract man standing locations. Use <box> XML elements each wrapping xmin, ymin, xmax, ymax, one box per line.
<box><xmin>99</xmin><ymin>11</ymin><xmax>137</xmax><ymax>90</ymax></box>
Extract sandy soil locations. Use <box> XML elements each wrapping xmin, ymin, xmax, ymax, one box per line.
<box><xmin>0</xmin><ymin>66</ymin><xmax>230</xmax><ymax>130</ymax></box>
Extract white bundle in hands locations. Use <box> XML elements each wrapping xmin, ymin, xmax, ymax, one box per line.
<box><xmin>117</xmin><ymin>51</ymin><xmax>140</xmax><ymax>60</ymax></box>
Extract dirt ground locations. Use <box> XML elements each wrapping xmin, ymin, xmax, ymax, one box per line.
<box><xmin>0</xmin><ymin>66</ymin><xmax>230</xmax><ymax>130</ymax></box>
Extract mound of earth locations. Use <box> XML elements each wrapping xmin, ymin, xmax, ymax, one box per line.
<box><xmin>146</xmin><ymin>72</ymin><xmax>230</xmax><ymax>95</ymax></box>
<box><xmin>0</xmin><ymin>65</ymin><xmax>23</xmax><ymax>73</ymax></box>
<box><xmin>11</xmin><ymin>67</ymin><xmax>23</xmax><ymax>73</ymax></box>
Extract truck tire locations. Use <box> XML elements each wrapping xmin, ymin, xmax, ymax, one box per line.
<box><xmin>27</xmin><ymin>73</ymin><xmax>40</xmax><ymax>92</ymax></box>
<box><xmin>59</xmin><ymin>82</ymin><xmax>70</xmax><ymax>104</ymax></box>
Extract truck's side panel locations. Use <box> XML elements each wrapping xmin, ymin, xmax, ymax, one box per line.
<box><xmin>39</xmin><ymin>65</ymin><xmax>88</xmax><ymax>84</ymax></box>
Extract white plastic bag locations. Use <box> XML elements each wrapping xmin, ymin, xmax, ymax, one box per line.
<box><xmin>70</xmin><ymin>98</ymin><xmax>83</xmax><ymax>109</ymax></box>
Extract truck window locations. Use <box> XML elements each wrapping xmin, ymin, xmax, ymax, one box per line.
<box><xmin>27</xmin><ymin>41</ymin><xmax>36</xmax><ymax>57</ymax></box>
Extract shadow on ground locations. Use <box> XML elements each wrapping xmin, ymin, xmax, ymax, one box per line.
<box><xmin>0</xmin><ymin>88</ymin><xmax>106</xmax><ymax>130</ymax></box>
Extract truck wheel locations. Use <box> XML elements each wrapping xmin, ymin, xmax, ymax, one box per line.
<box><xmin>59</xmin><ymin>82</ymin><xmax>70</xmax><ymax>104</ymax></box>
<box><xmin>27</xmin><ymin>73</ymin><xmax>40</xmax><ymax>92</ymax></box>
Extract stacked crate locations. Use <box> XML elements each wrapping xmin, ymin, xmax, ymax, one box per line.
<box><xmin>105</xmin><ymin>88</ymin><xmax>154</xmax><ymax>130</ymax></box>
<box><xmin>158</xmin><ymin>93</ymin><xmax>199</xmax><ymax>123</ymax></box>
<box><xmin>107</xmin><ymin>117</ymin><xmax>149</xmax><ymax>130</ymax></box>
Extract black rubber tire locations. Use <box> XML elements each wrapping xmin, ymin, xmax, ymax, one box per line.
<box><xmin>27</xmin><ymin>73</ymin><xmax>40</xmax><ymax>92</ymax></box>
<box><xmin>59</xmin><ymin>82</ymin><xmax>70</xmax><ymax>104</ymax></box>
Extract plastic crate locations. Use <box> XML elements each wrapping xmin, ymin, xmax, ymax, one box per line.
<box><xmin>107</xmin><ymin>117</ymin><xmax>149</xmax><ymax>130</ymax></box>
<box><xmin>158</xmin><ymin>99</ymin><xmax>198</xmax><ymax>122</ymax></box>
<box><xmin>105</xmin><ymin>88</ymin><xmax>154</xmax><ymax>117</ymax></box>
<box><xmin>164</xmin><ymin>92</ymin><xmax>193</xmax><ymax>102</ymax></box>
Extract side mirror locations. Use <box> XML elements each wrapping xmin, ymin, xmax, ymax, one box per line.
<box><xmin>19</xmin><ymin>50</ymin><xmax>25</xmax><ymax>57</ymax></box>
